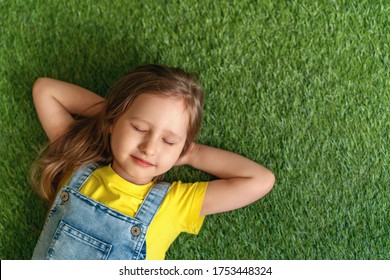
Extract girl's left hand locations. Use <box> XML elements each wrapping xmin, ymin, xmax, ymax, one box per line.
<box><xmin>178</xmin><ymin>143</ymin><xmax>275</xmax><ymax>216</ymax></box>
<box><xmin>174</xmin><ymin>142</ymin><xmax>197</xmax><ymax>166</ymax></box>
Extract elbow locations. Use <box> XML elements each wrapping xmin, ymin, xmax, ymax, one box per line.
<box><xmin>263</xmin><ymin>170</ymin><xmax>275</xmax><ymax>194</ymax></box>
<box><xmin>254</xmin><ymin>170</ymin><xmax>275</xmax><ymax>200</ymax></box>
<box><xmin>32</xmin><ymin>77</ymin><xmax>50</xmax><ymax>99</ymax></box>
<box><xmin>267</xmin><ymin>171</ymin><xmax>276</xmax><ymax>193</ymax></box>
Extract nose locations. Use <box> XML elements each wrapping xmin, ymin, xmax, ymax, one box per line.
<box><xmin>139</xmin><ymin>136</ymin><xmax>157</xmax><ymax>156</ymax></box>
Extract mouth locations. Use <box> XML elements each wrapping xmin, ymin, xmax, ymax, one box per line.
<box><xmin>131</xmin><ymin>156</ymin><xmax>155</xmax><ymax>167</ymax></box>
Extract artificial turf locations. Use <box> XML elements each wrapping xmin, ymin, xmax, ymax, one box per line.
<box><xmin>0</xmin><ymin>0</ymin><xmax>389</xmax><ymax>259</ymax></box>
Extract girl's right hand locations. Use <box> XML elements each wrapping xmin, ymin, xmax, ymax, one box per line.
<box><xmin>32</xmin><ymin>78</ymin><xmax>105</xmax><ymax>141</ymax></box>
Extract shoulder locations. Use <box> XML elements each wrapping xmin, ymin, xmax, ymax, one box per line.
<box><xmin>158</xmin><ymin>181</ymin><xmax>208</xmax><ymax>233</ymax></box>
<box><xmin>164</xmin><ymin>180</ymin><xmax>208</xmax><ymax>204</ymax></box>
<box><xmin>168</xmin><ymin>180</ymin><xmax>208</xmax><ymax>193</ymax></box>
<box><xmin>61</xmin><ymin>165</ymin><xmax>105</xmax><ymax>194</ymax></box>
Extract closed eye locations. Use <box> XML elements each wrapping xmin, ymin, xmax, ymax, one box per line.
<box><xmin>132</xmin><ymin>125</ymin><xmax>148</xmax><ymax>133</ymax></box>
<box><xmin>163</xmin><ymin>139</ymin><xmax>176</xmax><ymax>145</ymax></box>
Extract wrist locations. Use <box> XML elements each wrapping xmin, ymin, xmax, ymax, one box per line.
<box><xmin>184</xmin><ymin>143</ymin><xmax>201</xmax><ymax>167</ymax></box>
<box><xmin>178</xmin><ymin>142</ymin><xmax>198</xmax><ymax>166</ymax></box>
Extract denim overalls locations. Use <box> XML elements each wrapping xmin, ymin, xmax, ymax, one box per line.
<box><xmin>32</xmin><ymin>163</ymin><xmax>170</xmax><ymax>260</ymax></box>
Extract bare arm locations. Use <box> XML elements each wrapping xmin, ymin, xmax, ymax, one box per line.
<box><xmin>178</xmin><ymin>143</ymin><xmax>275</xmax><ymax>216</ymax></box>
<box><xmin>32</xmin><ymin>78</ymin><xmax>105</xmax><ymax>141</ymax></box>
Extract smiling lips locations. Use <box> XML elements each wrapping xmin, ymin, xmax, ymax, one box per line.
<box><xmin>131</xmin><ymin>156</ymin><xmax>155</xmax><ymax>167</ymax></box>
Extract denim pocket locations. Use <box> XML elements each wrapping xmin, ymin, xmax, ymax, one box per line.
<box><xmin>47</xmin><ymin>221</ymin><xmax>112</xmax><ymax>260</ymax></box>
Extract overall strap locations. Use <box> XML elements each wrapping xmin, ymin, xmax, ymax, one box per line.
<box><xmin>67</xmin><ymin>163</ymin><xmax>102</xmax><ymax>191</ymax></box>
<box><xmin>135</xmin><ymin>182</ymin><xmax>170</xmax><ymax>225</ymax></box>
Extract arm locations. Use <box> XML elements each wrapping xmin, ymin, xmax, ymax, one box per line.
<box><xmin>179</xmin><ymin>143</ymin><xmax>275</xmax><ymax>216</ymax></box>
<box><xmin>32</xmin><ymin>78</ymin><xmax>105</xmax><ymax>141</ymax></box>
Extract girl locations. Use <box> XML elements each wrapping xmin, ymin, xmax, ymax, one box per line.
<box><xmin>31</xmin><ymin>64</ymin><xmax>275</xmax><ymax>260</ymax></box>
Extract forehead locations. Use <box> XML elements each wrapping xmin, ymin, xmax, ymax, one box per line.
<box><xmin>125</xmin><ymin>94</ymin><xmax>189</xmax><ymax>135</ymax></box>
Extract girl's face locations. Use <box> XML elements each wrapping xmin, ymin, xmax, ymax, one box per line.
<box><xmin>109</xmin><ymin>93</ymin><xmax>189</xmax><ymax>185</ymax></box>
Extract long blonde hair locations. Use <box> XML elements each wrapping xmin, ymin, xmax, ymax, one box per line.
<box><xmin>31</xmin><ymin>64</ymin><xmax>204</xmax><ymax>205</ymax></box>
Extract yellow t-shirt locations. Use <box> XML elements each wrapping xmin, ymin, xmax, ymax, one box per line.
<box><xmin>76</xmin><ymin>165</ymin><xmax>207</xmax><ymax>260</ymax></box>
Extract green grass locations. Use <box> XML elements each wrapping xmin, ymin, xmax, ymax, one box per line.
<box><xmin>1</xmin><ymin>0</ymin><xmax>389</xmax><ymax>259</ymax></box>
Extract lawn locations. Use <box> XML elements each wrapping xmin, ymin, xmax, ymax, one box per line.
<box><xmin>0</xmin><ymin>0</ymin><xmax>389</xmax><ymax>259</ymax></box>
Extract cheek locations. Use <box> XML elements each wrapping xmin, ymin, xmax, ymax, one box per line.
<box><xmin>110</xmin><ymin>127</ymin><xmax>132</xmax><ymax>154</ymax></box>
<box><xmin>160</xmin><ymin>145</ymin><xmax>184</xmax><ymax>164</ymax></box>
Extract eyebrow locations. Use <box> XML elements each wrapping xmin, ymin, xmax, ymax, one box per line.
<box><xmin>129</xmin><ymin>117</ymin><xmax>183</xmax><ymax>140</ymax></box>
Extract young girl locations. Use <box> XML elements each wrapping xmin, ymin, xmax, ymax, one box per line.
<box><xmin>31</xmin><ymin>64</ymin><xmax>275</xmax><ymax>260</ymax></box>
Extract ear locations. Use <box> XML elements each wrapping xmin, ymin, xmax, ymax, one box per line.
<box><xmin>108</xmin><ymin>121</ymin><xmax>114</xmax><ymax>134</ymax></box>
